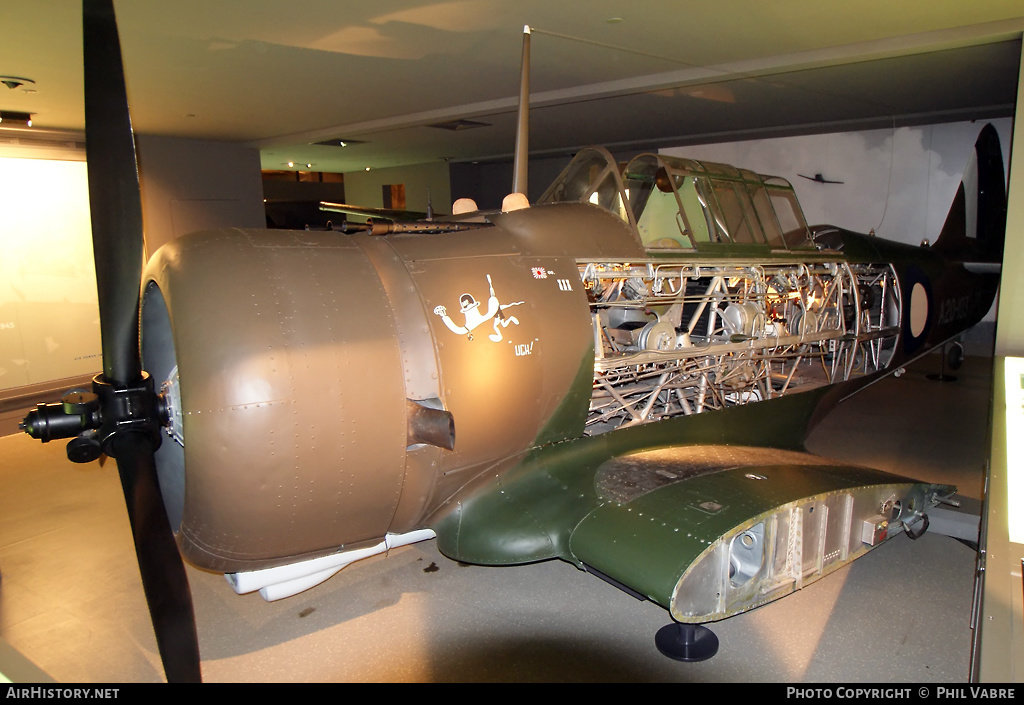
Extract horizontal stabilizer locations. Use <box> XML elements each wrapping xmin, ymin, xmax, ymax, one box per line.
<box><xmin>963</xmin><ymin>262</ymin><xmax>1001</xmax><ymax>274</ymax></box>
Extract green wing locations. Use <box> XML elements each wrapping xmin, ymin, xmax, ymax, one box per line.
<box><xmin>431</xmin><ymin>443</ymin><xmax>953</xmax><ymax>623</ymax></box>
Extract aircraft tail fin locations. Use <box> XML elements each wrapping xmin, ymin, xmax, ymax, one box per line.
<box><xmin>932</xmin><ymin>123</ymin><xmax>1007</xmax><ymax>264</ymax></box>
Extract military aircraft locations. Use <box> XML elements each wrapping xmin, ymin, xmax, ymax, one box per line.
<box><xmin>19</xmin><ymin>0</ymin><xmax>1006</xmax><ymax>683</ymax></box>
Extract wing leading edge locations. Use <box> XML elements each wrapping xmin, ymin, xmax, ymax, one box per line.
<box><xmin>432</xmin><ymin>444</ymin><xmax>953</xmax><ymax>624</ymax></box>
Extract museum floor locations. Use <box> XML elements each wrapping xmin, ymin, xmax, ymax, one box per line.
<box><xmin>0</xmin><ymin>353</ymin><xmax>992</xmax><ymax>683</ymax></box>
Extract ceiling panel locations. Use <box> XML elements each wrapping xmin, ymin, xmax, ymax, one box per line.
<box><xmin>0</xmin><ymin>1</ymin><xmax>1020</xmax><ymax>174</ymax></box>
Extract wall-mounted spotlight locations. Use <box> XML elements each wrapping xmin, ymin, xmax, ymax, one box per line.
<box><xmin>0</xmin><ymin>110</ymin><xmax>33</xmax><ymax>127</ymax></box>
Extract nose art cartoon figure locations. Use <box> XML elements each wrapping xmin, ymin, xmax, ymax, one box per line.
<box><xmin>433</xmin><ymin>275</ymin><xmax>524</xmax><ymax>342</ymax></box>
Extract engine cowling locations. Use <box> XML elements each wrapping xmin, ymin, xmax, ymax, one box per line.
<box><xmin>142</xmin><ymin>228</ymin><xmax>411</xmax><ymax>572</ymax></box>
<box><xmin>139</xmin><ymin>207</ymin><xmax>623</xmax><ymax>573</ymax></box>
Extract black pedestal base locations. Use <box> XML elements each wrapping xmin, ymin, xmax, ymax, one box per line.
<box><xmin>655</xmin><ymin>622</ymin><xmax>719</xmax><ymax>662</ymax></box>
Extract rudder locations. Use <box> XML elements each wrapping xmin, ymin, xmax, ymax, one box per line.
<box><xmin>933</xmin><ymin>123</ymin><xmax>1007</xmax><ymax>264</ymax></box>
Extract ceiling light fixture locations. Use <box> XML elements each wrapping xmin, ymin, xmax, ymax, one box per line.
<box><xmin>0</xmin><ymin>76</ymin><xmax>35</xmax><ymax>91</ymax></box>
<box><xmin>313</xmin><ymin>139</ymin><xmax>366</xmax><ymax>148</ymax></box>
<box><xmin>427</xmin><ymin>119</ymin><xmax>489</xmax><ymax>131</ymax></box>
<box><xmin>0</xmin><ymin>110</ymin><xmax>33</xmax><ymax>127</ymax></box>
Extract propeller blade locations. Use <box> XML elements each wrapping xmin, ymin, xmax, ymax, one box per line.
<box><xmin>113</xmin><ymin>432</ymin><xmax>202</xmax><ymax>683</ymax></box>
<box><xmin>81</xmin><ymin>0</ymin><xmax>202</xmax><ymax>682</ymax></box>
<box><xmin>83</xmin><ymin>0</ymin><xmax>144</xmax><ymax>384</ymax></box>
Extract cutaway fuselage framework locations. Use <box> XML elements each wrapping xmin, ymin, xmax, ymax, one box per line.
<box><xmin>581</xmin><ymin>258</ymin><xmax>901</xmax><ymax>434</ymax></box>
<box><xmin>537</xmin><ymin>148</ymin><xmax>904</xmax><ymax>435</ymax></box>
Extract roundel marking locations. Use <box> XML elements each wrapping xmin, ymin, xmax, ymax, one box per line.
<box><xmin>910</xmin><ymin>282</ymin><xmax>928</xmax><ymax>338</ymax></box>
<box><xmin>901</xmin><ymin>265</ymin><xmax>933</xmax><ymax>357</ymax></box>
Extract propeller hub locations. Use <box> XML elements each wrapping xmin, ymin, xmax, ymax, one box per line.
<box><xmin>21</xmin><ymin>372</ymin><xmax>165</xmax><ymax>462</ymax></box>
<box><xmin>91</xmin><ymin>372</ymin><xmax>165</xmax><ymax>457</ymax></box>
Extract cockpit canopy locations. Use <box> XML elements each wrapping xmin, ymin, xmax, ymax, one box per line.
<box><xmin>538</xmin><ymin>146</ymin><xmax>813</xmax><ymax>251</ymax></box>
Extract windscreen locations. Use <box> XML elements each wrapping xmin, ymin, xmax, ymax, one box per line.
<box><xmin>539</xmin><ymin>147</ymin><xmax>632</xmax><ymax>225</ymax></box>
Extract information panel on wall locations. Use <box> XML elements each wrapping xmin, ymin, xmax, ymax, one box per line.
<box><xmin>0</xmin><ymin>155</ymin><xmax>102</xmax><ymax>392</ymax></box>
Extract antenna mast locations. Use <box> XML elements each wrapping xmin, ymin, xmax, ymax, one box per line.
<box><xmin>512</xmin><ymin>25</ymin><xmax>531</xmax><ymax>198</ymax></box>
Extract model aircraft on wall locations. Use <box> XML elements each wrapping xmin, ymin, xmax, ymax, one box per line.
<box><xmin>19</xmin><ymin>1</ymin><xmax>1006</xmax><ymax>682</ymax></box>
